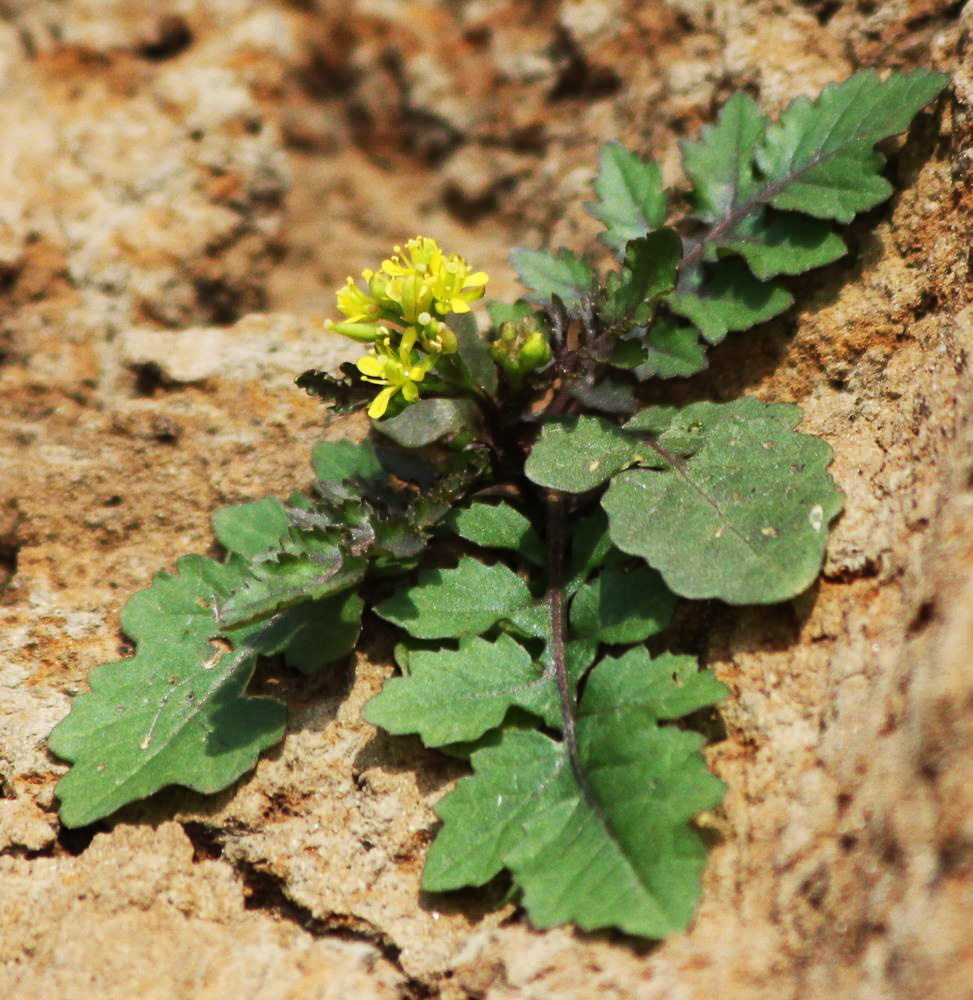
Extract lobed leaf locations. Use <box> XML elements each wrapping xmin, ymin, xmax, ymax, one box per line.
<box><xmin>233</xmin><ymin>589</ymin><xmax>364</xmax><ymax>675</ymax></box>
<box><xmin>49</xmin><ymin>555</ymin><xmax>287</xmax><ymax>828</ymax></box>
<box><xmin>486</xmin><ymin>299</ymin><xmax>535</xmax><ymax>329</ymax></box>
<box><xmin>757</xmin><ymin>69</ymin><xmax>950</xmax><ymax>223</ymax></box>
<box><xmin>681</xmin><ymin>91</ymin><xmax>767</xmax><ymax>224</ymax></box>
<box><xmin>666</xmin><ymin>259</ymin><xmax>793</xmax><ymax>345</ymax></box>
<box><xmin>587</xmin><ymin>141</ymin><xmax>667</xmax><ymax>252</ymax></box>
<box><xmin>213</xmin><ymin>496</ymin><xmax>291</xmax><ymax>559</ymax></box>
<box><xmin>600</xmin><ymin>230</ymin><xmax>682</xmax><ymax>325</ymax></box>
<box><xmin>375</xmin><ymin>555</ymin><xmax>532</xmax><ymax>639</ymax></box>
<box><xmin>634</xmin><ymin>319</ymin><xmax>708</xmax><ymax>379</ymax></box>
<box><xmin>510</xmin><ymin>247</ymin><xmax>595</xmax><ymax>310</ymax></box>
<box><xmin>423</xmin><ymin>652</ymin><xmax>726</xmax><ymax>937</ymax></box>
<box><xmin>602</xmin><ymin>398</ymin><xmax>844</xmax><ymax>603</ymax></box>
<box><xmin>569</xmin><ymin>562</ymin><xmax>676</xmax><ymax>644</ymax></box>
<box><xmin>311</xmin><ymin>438</ymin><xmax>384</xmax><ymax>486</ymax></box>
<box><xmin>675</xmin><ymin>69</ymin><xmax>947</xmax><ymax>318</ymax></box>
<box><xmin>365</xmin><ymin>633</ymin><xmax>561</xmax><ymax>744</ymax></box>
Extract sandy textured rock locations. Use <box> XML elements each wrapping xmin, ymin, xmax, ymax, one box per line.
<box><xmin>1</xmin><ymin>1</ymin><xmax>973</xmax><ymax>997</ymax></box>
<box><xmin>0</xmin><ymin>822</ymin><xmax>403</xmax><ymax>999</ymax></box>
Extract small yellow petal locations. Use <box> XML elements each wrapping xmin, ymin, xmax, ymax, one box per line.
<box><xmin>465</xmin><ymin>271</ymin><xmax>489</xmax><ymax>287</ymax></box>
<box><xmin>368</xmin><ymin>385</ymin><xmax>397</xmax><ymax>419</ymax></box>
<box><xmin>356</xmin><ymin>355</ymin><xmax>385</xmax><ymax>378</ymax></box>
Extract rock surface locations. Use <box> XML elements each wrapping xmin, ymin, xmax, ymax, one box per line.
<box><xmin>1</xmin><ymin>1</ymin><xmax>972</xmax><ymax>997</ymax></box>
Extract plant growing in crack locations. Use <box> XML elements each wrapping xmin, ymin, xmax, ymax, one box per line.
<box><xmin>49</xmin><ymin>69</ymin><xmax>949</xmax><ymax>939</ymax></box>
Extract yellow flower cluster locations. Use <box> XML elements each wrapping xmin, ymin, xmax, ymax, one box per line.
<box><xmin>325</xmin><ymin>237</ymin><xmax>489</xmax><ymax>418</ymax></box>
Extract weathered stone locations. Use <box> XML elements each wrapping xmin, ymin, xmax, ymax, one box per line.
<box><xmin>1</xmin><ymin>1</ymin><xmax>972</xmax><ymax>997</ymax></box>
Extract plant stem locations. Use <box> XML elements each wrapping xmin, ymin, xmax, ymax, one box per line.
<box><xmin>546</xmin><ymin>495</ymin><xmax>596</xmax><ymax>801</ymax></box>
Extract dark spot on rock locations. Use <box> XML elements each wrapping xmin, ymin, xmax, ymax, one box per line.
<box><xmin>136</xmin><ymin>16</ymin><xmax>193</xmax><ymax>62</ymax></box>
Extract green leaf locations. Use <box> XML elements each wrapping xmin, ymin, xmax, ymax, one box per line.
<box><xmin>444</xmin><ymin>501</ymin><xmax>546</xmax><ymax>566</ymax></box>
<box><xmin>718</xmin><ymin>212</ymin><xmax>847</xmax><ymax>279</ymax></box>
<box><xmin>600</xmin><ymin>230</ymin><xmax>682</xmax><ymax>324</ymax></box>
<box><xmin>486</xmin><ymin>299</ymin><xmax>535</xmax><ymax>329</ymax></box>
<box><xmin>580</xmin><ymin>647</ymin><xmax>728</xmax><ymax>722</ymax></box>
<box><xmin>569</xmin><ymin>563</ymin><xmax>676</xmax><ymax>643</ymax></box>
<box><xmin>681</xmin><ymin>91</ymin><xmax>768</xmax><ymax>224</ymax></box>
<box><xmin>757</xmin><ymin>69</ymin><xmax>950</xmax><ymax>223</ymax></box>
<box><xmin>423</xmin><ymin>653</ymin><xmax>726</xmax><ymax>937</ymax></box>
<box><xmin>49</xmin><ymin>555</ymin><xmax>287</xmax><ymax>828</ymax></box>
<box><xmin>602</xmin><ymin>398</ymin><xmax>844</xmax><ymax>603</ymax></box>
<box><xmin>212</xmin><ymin>497</ymin><xmax>291</xmax><ymax>559</ymax></box>
<box><xmin>634</xmin><ymin>318</ymin><xmax>708</xmax><ymax>380</ymax></box>
<box><xmin>525</xmin><ymin>415</ymin><xmax>653</xmax><ymax>494</ymax></box>
<box><xmin>376</xmin><ymin>397</ymin><xmax>479</xmax><ymax>448</ymax></box>
<box><xmin>587</xmin><ymin>141</ymin><xmax>667</xmax><ymax>252</ymax></box>
<box><xmin>365</xmin><ymin>633</ymin><xmax>563</xmax><ymax>744</ymax></box>
<box><xmin>677</xmin><ymin>71</ymin><xmax>946</xmax><ymax>290</ymax></box>
<box><xmin>449</xmin><ymin>312</ymin><xmax>499</xmax><ymax>397</ymax></box>
<box><xmin>566</xmin><ymin>509</ymin><xmax>615</xmax><ymax>591</ymax></box>
<box><xmin>666</xmin><ymin>259</ymin><xmax>793</xmax><ymax>344</ymax></box>
<box><xmin>311</xmin><ymin>438</ymin><xmax>383</xmax><ymax>485</ymax></box>
<box><xmin>217</xmin><ymin>526</ymin><xmax>368</xmax><ymax>627</ymax></box>
<box><xmin>375</xmin><ymin>555</ymin><xmax>532</xmax><ymax>639</ymax></box>
<box><xmin>235</xmin><ymin>590</ymin><xmax>364</xmax><ymax>675</ymax></box>
<box><xmin>510</xmin><ymin>247</ymin><xmax>595</xmax><ymax>310</ymax></box>
<box><xmin>296</xmin><ymin>362</ymin><xmax>372</xmax><ymax>414</ymax></box>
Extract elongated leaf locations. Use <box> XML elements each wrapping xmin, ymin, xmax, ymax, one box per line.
<box><xmin>602</xmin><ymin>398</ymin><xmax>844</xmax><ymax>603</ymax></box>
<box><xmin>423</xmin><ymin>653</ymin><xmax>726</xmax><ymax>937</ymax></box>
<box><xmin>296</xmin><ymin>362</ymin><xmax>372</xmax><ymax>414</ymax></box>
<box><xmin>449</xmin><ymin>312</ymin><xmax>499</xmax><ymax>396</ymax></box>
<box><xmin>375</xmin><ymin>555</ymin><xmax>531</xmax><ymax>638</ymax></box>
<box><xmin>757</xmin><ymin>69</ymin><xmax>949</xmax><ymax>223</ymax></box>
<box><xmin>444</xmin><ymin>501</ymin><xmax>546</xmax><ymax>566</ymax></box>
<box><xmin>587</xmin><ymin>141</ymin><xmax>667</xmax><ymax>252</ymax></box>
<box><xmin>510</xmin><ymin>247</ymin><xmax>595</xmax><ymax>309</ymax></box>
<box><xmin>365</xmin><ymin>633</ymin><xmax>562</xmax><ymax>743</ymax></box>
<box><xmin>217</xmin><ymin>526</ymin><xmax>368</xmax><ymax>627</ymax></box>
<box><xmin>49</xmin><ymin>555</ymin><xmax>286</xmax><ymax>828</ymax></box>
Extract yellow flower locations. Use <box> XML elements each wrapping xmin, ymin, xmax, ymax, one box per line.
<box><xmin>355</xmin><ymin>333</ymin><xmax>430</xmax><ymax>419</ymax></box>
<box><xmin>326</xmin><ymin>238</ymin><xmax>488</xmax><ymax>415</ymax></box>
<box><xmin>335</xmin><ymin>275</ymin><xmax>381</xmax><ymax>323</ymax></box>
<box><xmin>380</xmin><ymin>237</ymin><xmax>488</xmax><ymax>317</ymax></box>
<box><xmin>428</xmin><ymin>255</ymin><xmax>488</xmax><ymax>315</ymax></box>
